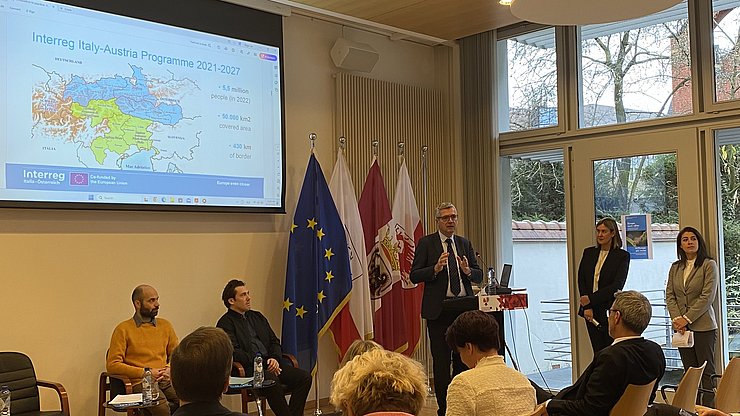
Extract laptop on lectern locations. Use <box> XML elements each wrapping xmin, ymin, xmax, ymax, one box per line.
<box><xmin>499</xmin><ymin>263</ymin><xmax>512</xmax><ymax>289</ymax></box>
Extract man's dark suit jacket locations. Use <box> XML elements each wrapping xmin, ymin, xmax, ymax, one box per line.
<box><xmin>216</xmin><ymin>309</ymin><xmax>284</xmax><ymax>371</ymax></box>
<box><xmin>547</xmin><ymin>337</ymin><xmax>666</xmax><ymax>416</ymax></box>
<box><xmin>577</xmin><ymin>246</ymin><xmax>630</xmax><ymax>319</ymax></box>
<box><xmin>410</xmin><ymin>233</ymin><xmax>483</xmax><ymax>320</ymax></box>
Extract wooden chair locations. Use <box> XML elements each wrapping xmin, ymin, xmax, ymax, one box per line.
<box><xmin>98</xmin><ymin>371</ymin><xmax>137</xmax><ymax>416</ymax></box>
<box><xmin>707</xmin><ymin>357</ymin><xmax>740</xmax><ymax>413</ymax></box>
<box><xmin>525</xmin><ymin>403</ymin><xmax>546</xmax><ymax>416</ymax></box>
<box><xmin>0</xmin><ymin>351</ymin><xmax>70</xmax><ymax>416</ymax></box>
<box><xmin>227</xmin><ymin>353</ymin><xmax>299</xmax><ymax>414</ymax></box>
<box><xmin>660</xmin><ymin>361</ymin><xmax>706</xmax><ymax>411</ymax></box>
<box><xmin>609</xmin><ymin>380</ymin><xmax>657</xmax><ymax>416</ymax></box>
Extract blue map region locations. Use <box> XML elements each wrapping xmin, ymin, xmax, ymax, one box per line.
<box><xmin>63</xmin><ymin>65</ymin><xmax>183</xmax><ymax>126</ymax></box>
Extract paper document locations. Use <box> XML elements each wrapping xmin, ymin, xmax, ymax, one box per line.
<box><xmin>671</xmin><ymin>330</ymin><xmax>694</xmax><ymax>348</ymax></box>
<box><xmin>109</xmin><ymin>393</ymin><xmax>143</xmax><ymax>405</ymax></box>
<box><xmin>229</xmin><ymin>376</ymin><xmax>254</xmax><ymax>387</ymax></box>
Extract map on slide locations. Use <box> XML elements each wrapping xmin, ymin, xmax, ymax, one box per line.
<box><xmin>31</xmin><ymin>64</ymin><xmax>200</xmax><ymax>173</ymax></box>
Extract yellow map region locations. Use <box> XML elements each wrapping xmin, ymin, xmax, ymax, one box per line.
<box><xmin>70</xmin><ymin>99</ymin><xmax>155</xmax><ymax>165</ymax></box>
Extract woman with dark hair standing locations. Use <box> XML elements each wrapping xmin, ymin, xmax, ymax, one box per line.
<box><xmin>666</xmin><ymin>226</ymin><xmax>718</xmax><ymax>406</ymax></box>
<box><xmin>578</xmin><ymin>217</ymin><xmax>630</xmax><ymax>353</ymax></box>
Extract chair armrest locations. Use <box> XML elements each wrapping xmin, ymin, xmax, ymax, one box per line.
<box><xmin>37</xmin><ymin>379</ymin><xmax>70</xmax><ymax>416</ymax></box>
<box><xmin>660</xmin><ymin>384</ymin><xmax>677</xmax><ymax>403</ymax></box>
<box><xmin>282</xmin><ymin>353</ymin><xmax>298</xmax><ymax>368</ymax></box>
<box><xmin>232</xmin><ymin>361</ymin><xmax>246</xmax><ymax>377</ymax></box>
<box><xmin>101</xmin><ymin>372</ymin><xmax>134</xmax><ymax>393</ymax></box>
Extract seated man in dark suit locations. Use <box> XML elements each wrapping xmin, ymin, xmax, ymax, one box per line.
<box><xmin>170</xmin><ymin>326</ymin><xmax>247</xmax><ymax>416</ymax></box>
<box><xmin>536</xmin><ymin>290</ymin><xmax>666</xmax><ymax>416</ymax></box>
<box><xmin>216</xmin><ymin>279</ymin><xmax>312</xmax><ymax>416</ymax></box>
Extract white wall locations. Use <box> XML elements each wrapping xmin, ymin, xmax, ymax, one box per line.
<box><xmin>0</xmin><ymin>11</ymin><xmax>449</xmax><ymax>415</ymax></box>
<box><xmin>508</xmin><ymin>239</ymin><xmax>677</xmax><ymax>381</ymax></box>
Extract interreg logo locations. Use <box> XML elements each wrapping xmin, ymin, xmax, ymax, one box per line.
<box><xmin>23</xmin><ymin>169</ymin><xmax>65</xmax><ymax>183</ymax></box>
<box><xmin>69</xmin><ymin>172</ymin><xmax>89</xmax><ymax>186</ymax></box>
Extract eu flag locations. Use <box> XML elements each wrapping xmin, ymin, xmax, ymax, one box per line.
<box><xmin>282</xmin><ymin>154</ymin><xmax>352</xmax><ymax>374</ymax></box>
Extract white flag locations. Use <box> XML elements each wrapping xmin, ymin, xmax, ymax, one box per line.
<box><xmin>391</xmin><ymin>159</ymin><xmax>424</xmax><ymax>356</ymax></box>
<box><xmin>329</xmin><ymin>150</ymin><xmax>374</xmax><ymax>356</ymax></box>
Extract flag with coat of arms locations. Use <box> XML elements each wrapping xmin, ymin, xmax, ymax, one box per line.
<box><xmin>282</xmin><ymin>153</ymin><xmax>352</xmax><ymax>374</ymax></box>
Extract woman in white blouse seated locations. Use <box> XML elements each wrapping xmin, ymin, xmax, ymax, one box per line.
<box><xmin>444</xmin><ymin>310</ymin><xmax>536</xmax><ymax>416</ymax></box>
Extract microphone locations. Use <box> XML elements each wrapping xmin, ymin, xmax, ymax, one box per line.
<box><xmin>475</xmin><ymin>252</ymin><xmax>496</xmax><ymax>294</ymax></box>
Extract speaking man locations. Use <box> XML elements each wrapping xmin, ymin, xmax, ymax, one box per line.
<box><xmin>410</xmin><ymin>202</ymin><xmax>483</xmax><ymax>416</ymax></box>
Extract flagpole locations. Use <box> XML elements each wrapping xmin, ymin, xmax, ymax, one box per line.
<box><xmin>372</xmin><ymin>139</ymin><xmax>379</xmax><ymax>158</ymax></box>
<box><xmin>309</xmin><ymin>132</ymin><xmax>323</xmax><ymax>416</ymax></box>
<box><xmin>420</xmin><ymin>144</ymin><xmax>433</xmax><ymax>394</ymax></box>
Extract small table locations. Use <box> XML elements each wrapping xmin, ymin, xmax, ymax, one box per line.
<box><xmin>103</xmin><ymin>396</ymin><xmax>167</xmax><ymax>412</ymax></box>
<box><xmin>229</xmin><ymin>379</ymin><xmax>276</xmax><ymax>416</ymax></box>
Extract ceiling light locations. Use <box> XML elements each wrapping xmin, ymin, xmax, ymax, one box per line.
<box><xmin>510</xmin><ymin>0</ymin><xmax>682</xmax><ymax>25</ymax></box>
<box><xmin>499</xmin><ymin>0</ymin><xmax>513</xmax><ymax>5</ymax></box>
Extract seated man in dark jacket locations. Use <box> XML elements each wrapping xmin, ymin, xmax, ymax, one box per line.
<box><xmin>216</xmin><ymin>279</ymin><xmax>312</xmax><ymax>416</ymax></box>
<box><xmin>536</xmin><ymin>290</ymin><xmax>666</xmax><ymax>416</ymax></box>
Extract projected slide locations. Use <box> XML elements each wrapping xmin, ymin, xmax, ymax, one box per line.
<box><xmin>0</xmin><ymin>0</ymin><xmax>283</xmax><ymax>209</ymax></box>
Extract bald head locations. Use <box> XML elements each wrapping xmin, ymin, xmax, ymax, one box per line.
<box><xmin>132</xmin><ymin>285</ymin><xmax>159</xmax><ymax>319</ymax></box>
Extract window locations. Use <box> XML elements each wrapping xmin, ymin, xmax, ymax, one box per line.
<box><xmin>497</xmin><ymin>28</ymin><xmax>558</xmax><ymax>133</ymax></box>
<box><xmin>579</xmin><ymin>2</ymin><xmax>692</xmax><ymax>128</ymax></box>
<box><xmin>712</xmin><ymin>0</ymin><xmax>740</xmax><ymax>103</ymax></box>
<box><xmin>504</xmin><ymin>151</ymin><xmax>571</xmax><ymax>389</ymax></box>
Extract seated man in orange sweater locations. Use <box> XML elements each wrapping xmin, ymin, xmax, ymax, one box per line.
<box><xmin>107</xmin><ymin>284</ymin><xmax>179</xmax><ymax>416</ymax></box>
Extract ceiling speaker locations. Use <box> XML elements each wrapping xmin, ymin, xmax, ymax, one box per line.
<box><xmin>330</xmin><ymin>38</ymin><xmax>379</xmax><ymax>73</ymax></box>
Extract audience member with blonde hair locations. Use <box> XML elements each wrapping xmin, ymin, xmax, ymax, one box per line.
<box><xmin>330</xmin><ymin>349</ymin><xmax>428</xmax><ymax>416</ymax></box>
<box><xmin>444</xmin><ymin>310</ymin><xmax>536</xmax><ymax>416</ymax></box>
<box><xmin>340</xmin><ymin>339</ymin><xmax>382</xmax><ymax>367</ymax></box>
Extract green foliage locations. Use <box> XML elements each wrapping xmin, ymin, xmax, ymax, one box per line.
<box><xmin>510</xmin><ymin>159</ymin><xmax>565</xmax><ymax>222</ymax></box>
<box><xmin>720</xmin><ymin>145</ymin><xmax>740</xmax><ymax>339</ymax></box>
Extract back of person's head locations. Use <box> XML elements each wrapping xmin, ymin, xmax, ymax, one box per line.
<box><xmin>612</xmin><ymin>290</ymin><xmax>652</xmax><ymax>335</ymax></box>
<box><xmin>330</xmin><ymin>349</ymin><xmax>428</xmax><ymax>416</ymax></box>
<box><xmin>445</xmin><ymin>310</ymin><xmax>500</xmax><ymax>353</ymax></box>
<box><xmin>221</xmin><ymin>279</ymin><xmax>245</xmax><ymax>308</ymax></box>
<box><xmin>340</xmin><ymin>339</ymin><xmax>383</xmax><ymax>367</ymax></box>
<box><xmin>171</xmin><ymin>327</ymin><xmax>233</xmax><ymax>403</ymax></box>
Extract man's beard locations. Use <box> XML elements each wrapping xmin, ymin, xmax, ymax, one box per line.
<box><xmin>140</xmin><ymin>307</ymin><xmax>159</xmax><ymax>319</ymax></box>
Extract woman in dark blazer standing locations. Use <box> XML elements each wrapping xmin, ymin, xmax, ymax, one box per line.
<box><xmin>578</xmin><ymin>217</ymin><xmax>630</xmax><ymax>353</ymax></box>
<box><xmin>665</xmin><ymin>226</ymin><xmax>718</xmax><ymax>406</ymax></box>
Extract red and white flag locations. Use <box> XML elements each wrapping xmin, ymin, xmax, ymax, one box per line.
<box><xmin>392</xmin><ymin>160</ymin><xmax>424</xmax><ymax>356</ymax></box>
<box><xmin>329</xmin><ymin>150</ymin><xmax>374</xmax><ymax>357</ymax></box>
<box><xmin>359</xmin><ymin>158</ymin><xmax>408</xmax><ymax>353</ymax></box>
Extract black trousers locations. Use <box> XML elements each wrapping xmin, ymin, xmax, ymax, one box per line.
<box><xmin>678</xmin><ymin>329</ymin><xmax>717</xmax><ymax>407</ymax></box>
<box><xmin>427</xmin><ymin>304</ymin><xmax>468</xmax><ymax>416</ymax></box>
<box><xmin>261</xmin><ymin>364</ymin><xmax>312</xmax><ymax>416</ymax></box>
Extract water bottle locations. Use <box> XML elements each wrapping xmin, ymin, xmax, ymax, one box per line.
<box><xmin>142</xmin><ymin>368</ymin><xmax>153</xmax><ymax>404</ymax></box>
<box><xmin>253</xmin><ymin>354</ymin><xmax>264</xmax><ymax>388</ymax></box>
<box><xmin>486</xmin><ymin>267</ymin><xmax>496</xmax><ymax>295</ymax></box>
<box><xmin>0</xmin><ymin>385</ymin><xmax>10</xmax><ymax>416</ymax></box>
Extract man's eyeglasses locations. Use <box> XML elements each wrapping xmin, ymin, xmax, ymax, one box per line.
<box><xmin>608</xmin><ymin>308</ymin><xmax>620</xmax><ymax>317</ymax></box>
<box><xmin>437</xmin><ymin>215</ymin><xmax>458</xmax><ymax>222</ymax></box>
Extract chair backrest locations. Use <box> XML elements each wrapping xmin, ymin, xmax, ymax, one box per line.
<box><xmin>0</xmin><ymin>352</ymin><xmax>41</xmax><ymax>414</ymax></box>
<box><xmin>609</xmin><ymin>380</ymin><xmax>657</xmax><ymax>416</ymax></box>
<box><xmin>671</xmin><ymin>361</ymin><xmax>707</xmax><ymax>411</ymax></box>
<box><xmin>524</xmin><ymin>403</ymin><xmax>546</xmax><ymax>416</ymax></box>
<box><xmin>716</xmin><ymin>357</ymin><xmax>740</xmax><ymax>413</ymax></box>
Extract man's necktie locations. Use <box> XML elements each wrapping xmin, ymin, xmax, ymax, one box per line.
<box><xmin>446</xmin><ymin>238</ymin><xmax>461</xmax><ymax>296</ymax></box>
